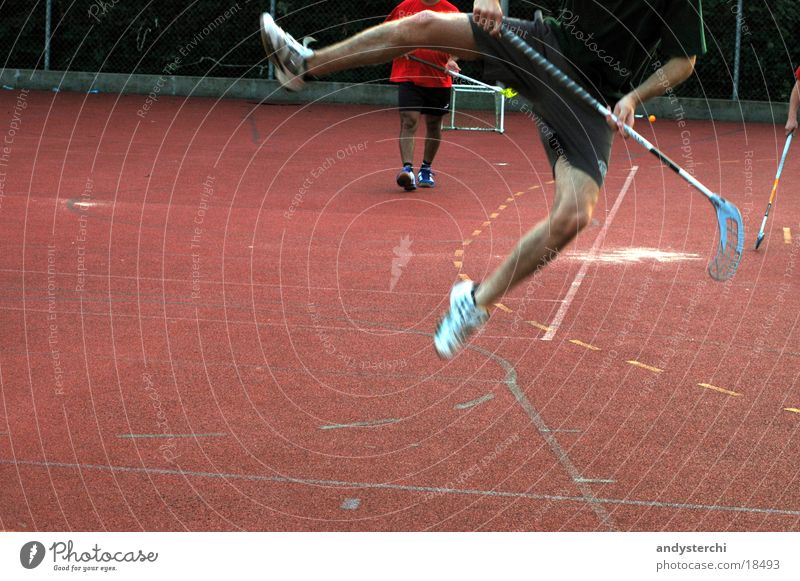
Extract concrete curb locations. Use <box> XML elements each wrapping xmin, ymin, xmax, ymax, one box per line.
<box><xmin>0</xmin><ymin>68</ymin><xmax>789</xmax><ymax>124</ymax></box>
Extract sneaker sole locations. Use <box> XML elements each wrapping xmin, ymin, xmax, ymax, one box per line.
<box><xmin>260</xmin><ymin>13</ymin><xmax>305</xmax><ymax>92</ymax></box>
<box><xmin>433</xmin><ymin>320</ymin><xmax>452</xmax><ymax>359</ymax></box>
<box><xmin>396</xmin><ymin>173</ymin><xmax>416</xmax><ymax>191</ymax></box>
<box><xmin>418</xmin><ymin>182</ymin><xmax>434</xmax><ymax>188</ymax></box>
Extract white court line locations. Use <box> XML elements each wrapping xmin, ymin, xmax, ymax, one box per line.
<box><xmin>117</xmin><ymin>433</ymin><xmax>227</xmax><ymax>439</ymax></box>
<box><xmin>320</xmin><ymin>418</ymin><xmax>399</xmax><ymax>430</ymax></box>
<box><xmin>542</xmin><ymin>166</ymin><xmax>639</xmax><ymax>341</ymax></box>
<box><xmin>3</xmin><ymin>458</ymin><xmax>798</xmax><ymax>519</ymax></box>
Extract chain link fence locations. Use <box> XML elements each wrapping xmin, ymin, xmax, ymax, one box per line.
<box><xmin>2</xmin><ymin>1</ymin><xmax>798</xmax><ymax>102</ymax></box>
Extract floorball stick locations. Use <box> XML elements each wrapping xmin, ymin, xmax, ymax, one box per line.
<box><xmin>755</xmin><ymin>131</ymin><xmax>794</xmax><ymax>249</ymax></box>
<box><xmin>500</xmin><ymin>28</ymin><xmax>744</xmax><ymax>281</ymax></box>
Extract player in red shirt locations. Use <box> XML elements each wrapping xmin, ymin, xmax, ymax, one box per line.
<box><xmin>388</xmin><ymin>0</ymin><xmax>460</xmax><ymax>191</ymax></box>
<box><xmin>786</xmin><ymin>66</ymin><xmax>800</xmax><ymax>135</ymax></box>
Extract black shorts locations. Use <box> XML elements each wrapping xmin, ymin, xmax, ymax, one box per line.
<box><xmin>469</xmin><ymin>15</ymin><xmax>614</xmax><ymax>187</ymax></box>
<box><xmin>397</xmin><ymin>82</ymin><xmax>451</xmax><ymax>117</ymax></box>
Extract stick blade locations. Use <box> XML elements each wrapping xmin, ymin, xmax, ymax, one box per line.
<box><xmin>754</xmin><ymin>232</ymin><xmax>765</xmax><ymax>250</ymax></box>
<box><xmin>707</xmin><ymin>196</ymin><xmax>744</xmax><ymax>281</ymax></box>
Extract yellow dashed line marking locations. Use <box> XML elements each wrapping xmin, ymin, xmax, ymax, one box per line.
<box><xmin>458</xmin><ymin>273</ymin><xmax>471</xmax><ymax>281</ymax></box>
<box><xmin>528</xmin><ymin>185</ymin><xmax>540</xmax><ymax>190</ymax></box>
<box><xmin>514</xmin><ymin>191</ymin><xmax>524</xmax><ymax>197</ymax></box>
<box><xmin>698</xmin><ymin>383</ymin><xmax>742</xmax><ymax>397</ymax></box>
<box><xmin>453</xmin><ymin>260</ymin><xmax>463</xmax><ymax>268</ymax></box>
<box><xmin>454</xmin><ymin>249</ymin><xmax>464</xmax><ymax>257</ymax></box>
<box><xmin>784</xmin><ymin>408</ymin><xmax>800</xmax><ymax>414</ymax></box>
<box><xmin>482</xmin><ymin>220</ymin><xmax>491</xmax><ymax>227</ymax></box>
<box><xmin>490</xmin><ymin>213</ymin><xmax>499</xmax><ymax>219</ymax></box>
<box><xmin>494</xmin><ymin>303</ymin><xmax>513</xmax><ymax>313</ymax></box>
<box><xmin>784</xmin><ymin>227</ymin><xmax>792</xmax><ymax>244</ymax></box>
<box><xmin>626</xmin><ymin>360</ymin><xmax>663</xmax><ymax>373</ymax></box>
<box><xmin>471</xmin><ymin>230</ymin><xmax>482</xmax><ymax>236</ymax></box>
<box><xmin>498</xmin><ymin>204</ymin><xmax>507</xmax><ymax>210</ymax></box>
<box><xmin>463</xmin><ymin>239</ymin><xmax>472</xmax><ymax>246</ymax></box>
<box><xmin>505</xmin><ymin>197</ymin><xmax>514</xmax><ymax>202</ymax></box>
<box><xmin>569</xmin><ymin>339</ymin><xmax>601</xmax><ymax>351</ymax></box>
<box><xmin>527</xmin><ymin>321</ymin><xmax>553</xmax><ymax>332</ymax></box>
<box><xmin>546</xmin><ymin>180</ymin><xmax>555</xmax><ymax>184</ymax></box>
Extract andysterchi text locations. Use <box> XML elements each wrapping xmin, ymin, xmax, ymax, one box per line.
<box><xmin>656</xmin><ymin>542</ymin><xmax>726</xmax><ymax>555</ymax></box>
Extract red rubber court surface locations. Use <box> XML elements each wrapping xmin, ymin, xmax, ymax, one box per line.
<box><xmin>1</xmin><ymin>88</ymin><xmax>799</xmax><ymax>531</ymax></box>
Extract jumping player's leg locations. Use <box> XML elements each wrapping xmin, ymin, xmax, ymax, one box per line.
<box><xmin>474</xmin><ymin>158</ymin><xmax>599</xmax><ymax>307</ymax></box>
<box><xmin>262</xmin><ymin>11</ymin><xmax>479</xmax><ymax>90</ymax></box>
<box><xmin>434</xmin><ymin>157</ymin><xmax>600</xmax><ymax>359</ymax></box>
<box><xmin>308</xmin><ymin>12</ymin><xmax>477</xmax><ymax>77</ymax></box>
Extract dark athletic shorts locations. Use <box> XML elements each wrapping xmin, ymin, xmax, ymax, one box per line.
<box><xmin>469</xmin><ymin>15</ymin><xmax>614</xmax><ymax>187</ymax></box>
<box><xmin>397</xmin><ymin>82</ymin><xmax>452</xmax><ymax>117</ymax></box>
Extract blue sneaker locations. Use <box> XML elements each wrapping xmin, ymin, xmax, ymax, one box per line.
<box><xmin>396</xmin><ymin>166</ymin><xmax>416</xmax><ymax>191</ymax></box>
<box><xmin>418</xmin><ymin>166</ymin><xmax>435</xmax><ymax>188</ymax></box>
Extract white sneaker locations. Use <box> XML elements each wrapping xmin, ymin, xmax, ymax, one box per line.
<box><xmin>260</xmin><ymin>13</ymin><xmax>314</xmax><ymax>91</ymax></box>
<box><xmin>434</xmin><ymin>281</ymin><xmax>489</xmax><ymax>359</ymax></box>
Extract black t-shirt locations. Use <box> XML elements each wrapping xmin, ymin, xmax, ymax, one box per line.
<box><xmin>549</xmin><ymin>0</ymin><xmax>706</xmax><ymax>101</ymax></box>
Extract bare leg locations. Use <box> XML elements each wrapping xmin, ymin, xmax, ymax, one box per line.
<box><xmin>422</xmin><ymin>114</ymin><xmax>443</xmax><ymax>163</ymax></box>
<box><xmin>474</xmin><ymin>158</ymin><xmax>599</xmax><ymax>307</ymax></box>
<box><xmin>307</xmin><ymin>12</ymin><xmax>477</xmax><ymax>77</ymax></box>
<box><xmin>399</xmin><ymin>111</ymin><xmax>420</xmax><ymax>166</ymax></box>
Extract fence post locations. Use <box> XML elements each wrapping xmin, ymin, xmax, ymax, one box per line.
<box><xmin>731</xmin><ymin>0</ymin><xmax>743</xmax><ymax>100</ymax></box>
<box><xmin>268</xmin><ymin>0</ymin><xmax>276</xmax><ymax>79</ymax></box>
<box><xmin>45</xmin><ymin>0</ymin><xmax>52</xmax><ymax>70</ymax></box>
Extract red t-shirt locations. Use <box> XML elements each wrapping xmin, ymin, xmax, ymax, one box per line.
<box><xmin>795</xmin><ymin>66</ymin><xmax>800</xmax><ymax>82</ymax></box>
<box><xmin>386</xmin><ymin>0</ymin><xmax>460</xmax><ymax>88</ymax></box>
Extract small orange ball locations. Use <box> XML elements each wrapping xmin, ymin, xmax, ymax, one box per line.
<box><xmin>648</xmin><ymin>114</ymin><xmax>656</xmax><ymax>123</ymax></box>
